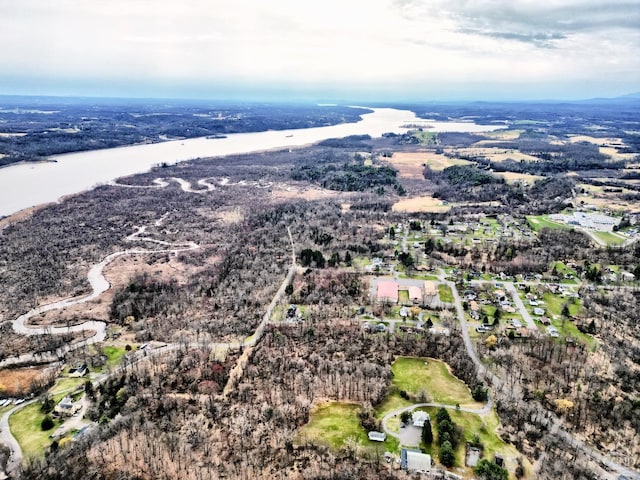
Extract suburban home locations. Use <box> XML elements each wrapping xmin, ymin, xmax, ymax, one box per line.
<box><xmin>368</xmin><ymin>431</ymin><xmax>386</xmax><ymax>442</ymax></box>
<box><xmin>68</xmin><ymin>363</ymin><xmax>88</xmax><ymax>378</ymax></box>
<box><xmin>533</xmin><ymin>307</ymin><xmax>545</xmax><ymax>316</ymax></box>
<box><xmin>54</xmin><ymin>396</ymin><xmax>81</xmax><ymax>416</ymax></box>
<box><xmin>621</xmin><ymin>271</ymin><xmax>636</xmax><ymax>282</ymax></box>
<box><xmin>412</xmin><ymin>410</ymin><xmax>430</xmax><ymax>428</ymax></box>
<box><xmin>423</xmin><ymin>281</ymin><xmax>438</xmax><ymax>302</ymax></box>
<box><xmin>377</xmin><ymin>281</ymin><xmax>399</xmax><ymax>304</ymax></box>
<box><xmin>408</xmin><ymin>286</ymin><xmax>422</xmax><ymax>304</ymax></box>
<box><xmin>400</xmin><ymin>448</ymin><xmax>432</xmax><ymax>473</ymax></box>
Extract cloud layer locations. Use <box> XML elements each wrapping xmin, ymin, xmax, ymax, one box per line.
<box><xmin>1</xmin><ymin>0</ymin><xmax>638</xmax><ymax>99</ymax></box>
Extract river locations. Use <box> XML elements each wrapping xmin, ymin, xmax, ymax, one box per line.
<box><xmin>0</xmin><ymin>107</ymin><xmax>502</xmax><ymax>218</ymax></box>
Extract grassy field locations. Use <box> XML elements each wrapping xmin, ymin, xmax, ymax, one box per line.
<box><xmin>377</xmin><ymin>357</ymin><xmax>480</xmax><ymax>415</ymax></box>
<box><xmin>398</xmin><ymin>290</ymin><xmax>410</xmax><ymax>304</ymax></box>
<box><xmin>412</xmin><ymin>131</ymin><xmax>438</xmax><ymax>145</ymax></box>
<box><xmin>103</xmin><ymin>345</ymin><xmax>129</xmax><ymax>369</ymax></box>
<box><xmin>593</xmin><ymin>231</ymin><xmax>626</xmax><ymax>246</ymax></box>
<box><xmin>437</xmin><ymin>284</ymin><xmax>454</xmax><ymax>303</ymax></box>
<box><xmin>9</xmin><ymin>398</ymin><xmax>63</xmax><ymax>458</ymax></box>
<box><xmin>297</xmin><ymin>402</ymin><xmax>399</xmax><ymax>453</ymax></box>
<box><xmin>526</xmin><ymin>215</ymin><xmax>569</xmax><ymax>232</ymax></box>
<box><xmin>50</xmin><ymin>377</ymin><xmax>84</xmax><ymax>395</ymax></box>
<box><xmin>496</xmin><ymin>172</ymin><xmax>543</xmax><ymax>185</ymax></box>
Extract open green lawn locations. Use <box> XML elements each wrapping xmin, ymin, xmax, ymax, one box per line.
<box><xmin>551</xmin><ymin>261</ymin><xmax>577</xmax><ymax>278</ymax></box>
<box><xmin>526</xmin><ymin>215</ymin><xmax>569</xmax><ymax>232</ymax></box>
<box><xmin>438</xmin><ymin>284</ymin><xmax>454</xmax><ymax>303</ymax></box>
<box><xmin>593</xmin><ymin>231</ymin><xmax>626</xmax><ymax>246</ymax></box>
<box><xmin>9</xmin><ymin>400</ymin><xmax>63</xmax><ymax>458</ymax></box>
<box><xmin>103</xmin><ymin>345</ymin><xmax>129</xmax><ymax>368</ymax></box>
<box><xmin>398</xmin><ymin>289</ymin><xmax>410</xmax><ymax>304</ymax></box>
<box><xmin>352</xmin><ymin>256</ymin><xmax>371</xmax><ymax>269</ymax></box>
<box><xmin>270</xmin><ymin>305</ymin><xmax>284</xmax><ymax>322</ymax></box>
<box><xmin>50</xmin><ymin>377</ymin><xmax>84</xmax><ymax>395</ymax></box>
<box><xmin>541</xmin><ymin>293</ymin><xmax>581</xmax><ymax>317</ymax></box>
<box><xmin>399</xmin><ymin>272</ymin><xmax>440</xmax><ymax>281</ymax></box>
<box><xmin>297</xmin><ymin>402</ymin><xmax>399</xmax><ymax>453</ymax></box>
<box><xmin>412</xmin><ymin>131</ymin><xmax>438</xmax><ymax>145</ymax></box>
<box><xmin>377</xmin><ymin>358</ymin><xmax>480</xmax><ymax>417</ymax></box>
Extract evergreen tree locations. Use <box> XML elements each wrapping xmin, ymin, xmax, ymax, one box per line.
<box><xmin>421</xmin><ymin>420</ymin><xmax>433</xmax><ymax>445</ymax></box>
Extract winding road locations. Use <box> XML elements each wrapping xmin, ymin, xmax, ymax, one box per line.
<box><xmin>1</xmin><ymin>226</ymin><xmax>199</xmax><ymax>370</ymax></box>
<box><xmin>0</xmin><ymin>221</ymin><xmax>299</xmax><ymax>476</ymax></box>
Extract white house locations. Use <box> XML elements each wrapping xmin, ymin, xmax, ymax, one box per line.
<box><xmin>412</xmin><ymin>410</ymin><xmax>430</xmax><ymax>428</ymax></box>
<box><xmin>368</xmin><ymin>431</ymin><xmax>386</xmax><ymax>442</ymax></box>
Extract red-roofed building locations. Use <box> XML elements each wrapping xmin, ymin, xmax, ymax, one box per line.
<box><xmin>377</xmin><ymin>281</ymin><xmax>399</xmax><ymax>304</ymax></box>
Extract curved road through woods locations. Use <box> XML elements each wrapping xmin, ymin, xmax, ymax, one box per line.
<box><xmin>0</xmin><ymin>227</ymin><xmax>199</xmax><ymax>369</ymax></box>
<box><xmin>1</xmin><ymin>224</ymin><xmax>298</xmax><ymax>476</ymax></box>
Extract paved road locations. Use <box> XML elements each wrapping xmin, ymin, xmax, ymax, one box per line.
<box><xmin>504</xmin><ymin>282</ymin><xmax>537</xmax><ymax>330</ymax></box>
<box><xmin>0</xmin><ymin>400</ymin><xmax>36</xmax><ymax>474</ymax></box>
<box><xmin>444</xmin><ymin>277</ymin><xmax>639</xmax><ymax>479</ymax></box>
<box><xmin>1</xmin><ymin>227</ymin><xmax>199</xmax><ymax>369</ymax></box>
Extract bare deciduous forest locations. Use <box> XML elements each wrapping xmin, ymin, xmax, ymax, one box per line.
<box><xmin>1</xmin><ymin>119</ymin><xmax>639</xmax><ymax>479</ymax></box>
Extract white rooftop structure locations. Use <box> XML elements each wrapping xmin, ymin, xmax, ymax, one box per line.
<box><xmin>412</xmin><ymin>410</ymin><xmax>431</xmax><ymax>428</ymax></box>
<box><xmin>401</xmin><ymin>449</ymin><xmax>432</xmax><ymax>473</ymax></box>
<box><xmin>368</xmin><ymin>431</ymin><xmax>386</xmax><ymax>442</ymax></box>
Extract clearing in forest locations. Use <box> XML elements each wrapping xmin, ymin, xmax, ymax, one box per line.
<box><xmin>452</xmin><ymin>147</ymin><xmax>540</xmax><ymax>163</ymax></box>
<box><xmin>297</xmin><ymin>401</ymin><xmax>399</xmax><ymax>452</ymax></box>
<box><xmin>392</xmin><ymin>195</ymin><xmax>450</xmax><ymax>213</ymax></box>
<box><xmin>494</xmin><ymin>172</ymin><xmax>543</xmax><ymax>185</ymax></box>
<box><xmin>387</xmin><ymin>152</ymin><xmax>470</xmax><ymax>178</ymax></box>
<box><xmin>376</xmin><ymin>357</ymin><xmax>482</xmax><ymax>416</ymax></box>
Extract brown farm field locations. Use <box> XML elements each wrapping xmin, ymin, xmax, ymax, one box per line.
<box><xmin>453</xmin><ymin>147</ymin><xmax>540</xmax><ymax>163</ymax></box>
<box><xmin>495</xmin><ymin>172</ymin><xmax>543</xmax><ymax>185</ymax></box>
<box><xmin>0</xmin><ymin>367</ymin><xmax>48</xmax><ymax>396</ymax></box>
<box><xmin>387</xmin><ymin>151</ymin><xmax>471</xmax><ymax>178</ymax></box>
<box><xmin>392</xmin><ymin>195</ymin><xmax>451</xmax><ymax>213</ymax></box>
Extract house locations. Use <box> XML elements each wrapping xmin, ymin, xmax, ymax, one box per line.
<box><xmin>412</xmin><ymin>410</ymin><xmax>430</xmax><ymax>428</ymax></box>
<box><xmin>533</xmin><ymin>308</ymin><xmax>545</xmax><ymax>316</ymax></box>
<box><xmin>423</xmin><ymin>281</ymin><xmax>438</xmax><ymax>300</ymax></box>
<box><xmin>68</xmin><ymin>363</ymin><xmax>88</xmax><ymax>378</ymax></box>
<box><xmin>368</xmin><ymin>431</ymin><xmax>386</xmax><ymax>442</ymax></box>
<box><xmin>377</xmin><ymin>281</ymin><xmax>399</xmax><ymax>304</ymax></box>
<box><xmin>547</xmin><ymin>326</ymin><xmax>560</xmax><ymax>338</ymax></box>
<box><xmin>408</xmin><ymin>286</ymin><xmax>422</xmax><ymax>304</ymax></box>
<box><xmin>401</xmin><ymin>449</ymin><xmax>432</xmax><ymax>473</ymax></box>
<box><xmin>621</xmin><ymin>271</ymin><xmax>636</xmax><ymax>282</ymax></box>
<box><xmin>54</xmin><ymin>396</ymin><xmax>81</xmax><ymax>416</ymax></box>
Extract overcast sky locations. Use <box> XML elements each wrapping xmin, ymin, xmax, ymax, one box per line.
<box><xmin>1</xmin><ymin>0</ymin><xmax>639</xmax><ymax>101</ymax></box>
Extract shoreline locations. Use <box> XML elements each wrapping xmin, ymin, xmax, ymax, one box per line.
<box><xmin>0</xmin><ymin>107</ymin><xmax>501</xmax><ymax>219</ymax></box>
<box><xmin>0</xmin><ymin>158</ymin><xmax>57</xmax><ymax>170</ymax></box>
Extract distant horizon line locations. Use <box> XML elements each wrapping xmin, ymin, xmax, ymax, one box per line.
<box><xmin>1</xmin><ymin>91</ymin><xmax>639</xmax><ymax>105</ymax></box>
